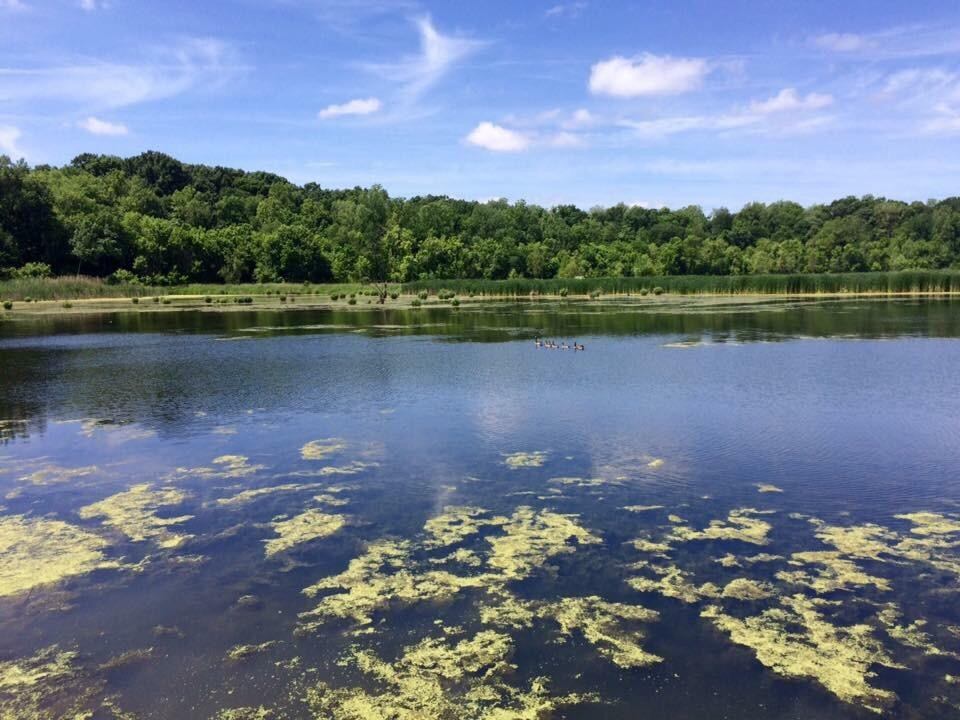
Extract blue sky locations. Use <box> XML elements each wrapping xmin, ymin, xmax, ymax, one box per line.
<box><xmin>1</xmin><ymin>0</ymin><xmax>959</xmax><ymax>210</ymax></box>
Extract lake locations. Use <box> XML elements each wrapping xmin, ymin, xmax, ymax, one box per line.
<box><xmin>2</xmin><ymin>296</ymin><xmax>960</xmax><ymax>719</ymax></box>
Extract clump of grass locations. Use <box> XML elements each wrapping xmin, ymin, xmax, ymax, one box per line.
<box><xmin>62</xmin><ymin>301</ymin><xmax>72</xmax><ymax>308</ymax></box>
<box><xmin>653</xmin><ymin>286</ymin><xmax>664</xmax><ymax>295</ymax></box>
<box><xmin>390</xmin><ymin>292</ymin><xmax>399</xmax><ymax>300</ymax></box>
<box><xmin>330</xmin><ymin>293</ymin><xmax>339</xmax><ymax>301</ymax></box>
<box><xmin>437</xmin><ymin>289</ymin><xmax>456</xmax><ymax>300</ymax></box>
<box><xmin>349</xmin><ymin>293</ymin><xmax>356</xmax><ymax>299</ymax></box>
<box><xmin>411</xmin><ymin>298</ymin><xmax>422</xmax><ymax>307</ymax></box>
<box><xmin>23</xmin><ymin>296</ymin><xmax>31</xmax><ymax>303</ymax></box>
<box><xmin>451</xmin><ymin>298</ymin><xmax>460</xmax><ymax>307</ymax></box>
<box><xmin>204</xmin><ymin>296</ymin><xmax>212</xmax><ymax>303</ymax></box>
<box><xmin>559</xmin><ymin>288</ymin><xmax>568</xmax><ymax>297</ymax></box>
<box><xmin>279</xmin><ymin>295</ymin><xmax>287</xmax><ymax>302</ymax></box>
<box><xmin>131</xmin><ymin>297</ymin><xmax>139</xmax><ymax>304</ymax></box>
<box><xmin>639</xmin><ymin>288</ymin><xmax>649</xmax><ymax>296</ymax></box>
<box><xmin>161</xmin><ymin>298</ymin><xmax>172</xmax><ymax>305</ymax></box>
<box><xmin>417</xmin><ymin>291</ymin><xmax>428</xmax><ymax>300</ymax></box>
<box><xmin>348</xmin><ymin>297</ymin><xmax>357</xmax><ymax>305</ymax></box>
<box><xmin>2</xmin><ymin>300</ymin><xmax>12</xmax><ymax>310</ymax></box>
<box><xmin>589</xmin><ymin>290</ymin><xmax>600</xmax><ymax>299</ymax></box>
<box><xmin>152</xmin><ymin>296</ymin><xmax>160</xmax><ymax>303</ymax></box>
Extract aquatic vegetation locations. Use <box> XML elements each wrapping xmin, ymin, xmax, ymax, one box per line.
<box><xmin>300</xmin><ymin>438</ymin><xmax>347</xmax><ymax>461</ymax></box>
<box><xmin>423</xmin><ymin>506</ymin><xmax>506</xmax><ymax>549</ymax></box>
<box><xmin>288</xmin><ymin>461</ymin><xmax>378</xmax><ymax>476</ymax></box>
<box><xmin>877</xmin><ymin>604</ymin><xmax>954</xmax><ymax>656</ymax></box>
<box><xmin>894</xmin><ymin>511</ymin><xmax>960</xmax><ymax>536</ymax></box>
<box><xmin>99</xmin><ymin>647</ymin><xmax>153</xmax><ymax>671</ymax></box>
<box><xmin>307</xmin><ymin>629</ymin><xmax>594</xmax><ymax>720</ymax></box>
<box><xmin>78</xmin><ymin>483</ymin><xmax>194</xmax><ymax>549</ymax></box>
<box><xmin>720</xmin><ymin>578</ymin><xmax>776</xmax><ymax>601</ymax></box>
<box><xmin>776</xmin><ymin>551</ymin><xmax>891</xmax><ymax>594</ymax></box>
<box><xmin>667</xmin><ymin>508</ymin><xmax>773</xmax><ymax>546</ymax></box>
<box><xmin>214</xmin><ymin>707</ymin><xmax>274</xmax><ymax>720</ymax></box>
<box><xmin>6</xmin><ymin>463</ymin><xmax>98</xmax><ymax>499</ymax></box>
<box><xmin>485</xmin><ymin>506</ymin><xmax>601</xmax><ymax>580</ymax></box>
<box><xmin>755</xmin><ymin>483</ymin><xmax>783</xmax><ymax>493</ymax></box>
<box><xmin>629</xmin><ymin>537</ymin><xmax>671</xmax><ymax>554</ymax></box>
<box><xmin>214</xmin><ymin>482</ymin><xmax>323</xmax><ymax>507</ymax></box>
<box><xmin>542</xmin><ymin>596</ymin><xmax>661</xmax><ymax>668</ymax></box>
<box><xmin>549</xmin><ymin>476</ymin><xmax>616</xmax><ymax>488</ymax></box>
<box><xmin>701</xmin><ymin>594</ymin><xmax>900</xmax><ymax>713</ymax></box>
<box><xmin>226</xmin><ymin>641</ymin><xmax>280</xmax><ymax>661</ymax></box>
<box><xmin>628</xmin><ymin>564</ymin><xmax>720</xmax><ymax>604</ymax></box>
<box><xmin>263</xmin><ymin>508</ymin><xmax>346</xmax><ymax>557</ymax></box>
<box><xmin>478</xmin><ymin>590</ymin><xmax>538</xmax><ymax>629</ymax></box>
<box><xmin>503</xmin><ymin>451</ymin><xmax>547</xmax><ymax>469</ymax></box>
<box><xmin>623</xmin><ymin>504</ymin><xmax>665</xmax><ymax>512</ymax></box>
<box><xmin>183</xmin><ymin>455</ymin><xmax>266</xmax><ymax>480</ymax></box>
<box><xmin>646</xmin><ymin>458</ymin><xmax>664</xmax><ymax>469</ymax></box>
<box><xmin>0</xmin><ymin>514</ymin><xmax>121</xmax><ymax>598</ymax></box>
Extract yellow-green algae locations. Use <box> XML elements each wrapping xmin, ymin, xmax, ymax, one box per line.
<box><xmin>263</xmin><ymin>508</ymin><xmax>346</xmax><ymax>557</ymax></box>
<box><xmin>646</xmin><ymin>458</ymin><xmax>665</xmax><ymax>469</ymax></box>
<box><xmin>5</xmin><ymin>463</ymin><xmax>98</xmax><ymax>499</ymax></box>
<box><xmin>300</xmin><ymin>438</ymin><xmax>347</xmax><ymax>461</ymax></box>
<box><xmin>894</xmin><ymin>511</ymin><xmax>960</xmax><ymax>536</ymax></box>
<box><xmin>214</xmin><ymin>707</ymin><xmax>273</xmax><ymax>720</ymax></box>
<box><xmin>422</xmin><ymin>506</ymin><xmax>506</xmax><ymax>549</ymax></box>
<box><xmin>78</xmin><ymin>483</ymin><xmax>193</xmax><ymax>549</ymax></box>
<box><xmin>622</xmin><ymin>504</ymin><xmax>665</xmax><ymax>512</ymax></box>
<box><xmin>306</xmin><ymin>629</ymin><xmax>595</xmax><ymax>720</ymax></box>
<box><xmin>542</xmin><ymin>596</ymin><xmax>661</xmax><ymax>668</ymax></box>
<box><xmin>0</xmin><ymin>514</ymin><xmax>121</xmax><ymax>598</ymax></box>
<box><xmin>226</xmin><ymin>641</ymin><xmax>280</xmax><ymax>661</ymax></box>
<box><xmin>776</xmin><ymin>551</ymin><xmax>891</xmax><ymax>593</ymax></box>
<box><xmin>720</xmin><ymin>578</ymin><xmax>776</xmax><ymax>601</ymax></box>
<box><xmin>627</xmin><ymin>564</ymin><xmax>720</xmax><ymax>604</ymax></box>
<box><xmin>214</xmin><ymin>483</ymin><xmax>323</xmax><ymax>507</ymax></box>
<box><xmin>503</xmin><ymin>451</ymin><xmax>547</xmax><ymax>469</ymax></box>
<box><xmin>876</xmin><ymin>603</ymin><xmax>955</xmax><ymax>656</ymax></box>
<box><xmin>702</xmin><ymin>594</ymin><xmax>900</xmax><ymax>713</ymax></box>
<box><xmin>666</xmin><ymin>508</ymin><xmax>773</xmax><ymax>546</ymax></box>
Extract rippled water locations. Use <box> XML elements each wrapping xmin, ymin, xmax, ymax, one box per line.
<box><xmin>2</xmin><ymin>297</ymin><xmax>960</xmax><ymax>719</ymax></box>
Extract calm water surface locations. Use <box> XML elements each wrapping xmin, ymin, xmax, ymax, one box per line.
<box><xmin>2</xmin><ymin>297</ymin><xmax>960</xmax><ymax>719</ymax></box>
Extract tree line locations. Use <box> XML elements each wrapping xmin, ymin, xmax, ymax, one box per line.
<box><xmin>2</xmin><ymin>151</ymin><xmax>959</xmax><ymax>286</ymax></box>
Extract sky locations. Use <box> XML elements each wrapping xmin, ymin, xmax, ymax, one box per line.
<box><xmin>1</xmin><ymin>0</ymin><xmax>959</xmax><ymax>210</ymax></box>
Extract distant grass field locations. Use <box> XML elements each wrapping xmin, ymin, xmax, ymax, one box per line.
<box><xmin>3</xmin><ymin>271</ymin><xmax>960</xmax><ymax>302</ymax></box>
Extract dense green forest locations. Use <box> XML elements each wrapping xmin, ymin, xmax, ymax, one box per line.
<box><xmin>2</xmin><ymin>151</ymin><xmax>960</xmax><ymax>286</ymax></box>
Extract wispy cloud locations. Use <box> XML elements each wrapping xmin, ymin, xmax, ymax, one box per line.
<box><xmin>589</xmin><ymin>53</ymin><xmax>711</xmax><ymax>97</ymax></box>
<box><xmin>545</xmin><ymin>2</ymin><xmax>586</xmax><ymax>19</ymax></box>
<box><xmin>812</xmin><ymin>32</ymin><xmax>867</xmax><ymax>52</ymax></box>
<box><xmin>0</xmin><ymin>37</ymin><xmax>239</xmax><ymax>110</ymax></box>
<box><xmin>925</xmin><ymin>104</ymin><xmax>960</xmax><ymax>134</ymax></box>
<box><xmin>0</xmin><ymin>125</ymin><xmax>24</xmax><ymax>158</ymax></box>
<box><xmin>811</xmin><ymin>24</ymin><xmax>960</xmax><ymax>59</ymax></box>
<box><xmin>79</xmin><ymin>116</ymin><xmax>128</xmax><ymax>135</ymax></box>
<box><xmin>749</xmin><ymin>88</ymin><xmax>833</xmax><ymax>114</ymax></box>
<box><xmin>365</xmin><ymin>16</ymin><xmax>484</xmax><ymax>109</ymax></box>
<box><xmin>318</xmin><ymin>97</ymin><xmax>381</xmax><ymax>119</ymax></box>
<box><xmin>0</xmin><ymin>0</ymin><xmax>28</xmax><ymax>11</ymax></box>
<box><xmin>78</xmin><ymin>0</ymin><xmax>109</xmax><ymax>9</ymax></box>
<box><xmin>465</xmin><ymin>122</ymin><xmax>530</xmax><ymax>152</ymax></box>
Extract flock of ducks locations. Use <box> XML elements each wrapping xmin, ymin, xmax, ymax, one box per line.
<box><xmin>535</xmin><ymin>338</ymin><xmax>585</xmax><ymax>351</ymax></box>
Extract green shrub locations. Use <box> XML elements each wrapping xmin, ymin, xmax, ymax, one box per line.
<box><xmin>2</xmin><ymin>300</ymin><xmax>12</xmax><ymax>310</ymax></box>
<box><xmin>559</xmin><ymin>288</ymin><xmax>568</xmax><ymax>297</ymax></box>
<box><xmin>411</xmin><ymin>298</ymin><xmax>422</xmax><ymax>307</ymax></box>
<box><xmin>652</xmin><ymin>286</ymin><xmax>664</xmax><ymax>295</ymax></box>
<box><xmin>131</xmin><ymin>297</ymin><xmax>139</xmax><ymax>304</ymax></box>
<box><xmin>152</xmin><ymin>296</ymin><xmax>160</xmax><ymax>303</ymax></box>
<box><xmin>349</xmin><ymin>293</ymin><xmax>356</xmax><ymax>299</ymax></box>
<box><xmin>451</xmin><ymin>298</ymin><xmax>460</xmax><ymax>307</ymax></box>
<box><xmin>204</xmin><ymin>296</ymin><xmax>212</xmax><ymax>303</ymax></box>
<box><xmin>348</xmin><ymin>297</ymin><xmax>357</xmax><ymax>305</ymax></box>
<box><xmin>161</xmin><ymin>298</ymin><xmax>171</xmax><ymax>305</ymax></box>
<box><xmin>390</xmin><ymin>292</ymin><xmax>399</xmax><ymax>300</ymax></box>
<box><xmin>62</xmin><ymin>301</ymin><xmax>72</xmax><ymax>308</ymax></box>
<box><xmin>279</xmin><ymin>295</ymin><xmax>287</xmax><ymax>302</ymax></box>
<box><xmin>23</xmin><ymin>296</ymin><xmax>32</xmax><ymax>303</ymax></box>
<box><xmin>106</xmin><ymin>269</ymin><xmax>140</xmax><ymax>286</ymax></box>
<box><xmin>417</xmin><ymin>291</ymin><xmax>428</xmax><ymax>300</ymax></box>
<box><xmin>11</xmin><ymin>262</ymin><xmax>52</xmax><ymax>279</ymax></box>
<box><xmin>639</xmin><ymin>288</ymin><xmax>649</xmax><ymax>296</ymax></box>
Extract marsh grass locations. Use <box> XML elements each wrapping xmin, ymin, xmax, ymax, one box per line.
<box><xmin>402</xmin><ymin>271</ymin><xmax>960</xmax><ymax>296</ymax></box>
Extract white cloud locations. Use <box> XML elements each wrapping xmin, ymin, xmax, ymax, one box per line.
<box><xmin>0</xmin><ymin>125</ymin><xmax>24</xmax><ymax>158</ymax></box>
<box><xmin>318</xmin><ymin>97</ymin><xmax>381</xmax><ymax>119</ymax></box>
<box><xmin>812</xmin><ymin>32</ymin><xmax>867</xmax><ymax>52</ymax></box>
<box><xmin>589</xmin><ymin>53</ymin><xmax>710</xmax><ymax>97</ymax></box>
<box><xmin>465</xmin><ymin>122</ymin><xmax>530</xmax><ymax>152</ymax></box>
<box><xmin>545</xmin><ymin>2</ymin><xmax>586</xmax><ymax>19</ymax></box>
<box><xmin>620</xmin><ymin>113</ymin><xmax>760</xmax><ymax>138</ymax></box>
<box><xmin>366</xmin><ymin>16</ymin><xmax>483</xmax><ymax>106</ymax></box>
<box><xmin>0</xmin><ymin>0</ymin><xmax>27</xmax><ymax>10</ymax></box>
<box><xmin>566</xmin><ymin>108</ymin><xmax>595</xmax><ymax>127</ymax></box>
<box><xmin>0</xmin><ymin>37</ymin><xmax>238</xmax><ymax>110</ymax></box>
<box><xmin>546</xmin><ymin>131</ymin><xmax>585</xmax><ymax>148</ymax></box>
<box><xmin>749</xmin><ymin>88</ymin><xmax>833</xmax><ymax>114</ymax></box>
<box><xmin>878</xmin><ymin>68</ymin><xmax>957</xmax><ymax>100</ymax></box>
<box><xmin>79</xmin><ymin>116</ymin><xmax>128</xmax><ymax>135</ymax></box>
<box><xmin>924</xmin><ymin>103</ymin><xmax>960</xmax><ymax>133</ymax></box>
<box><xmin>78</xmin><ymin>0</ymin><xmax>108</xmax><ymax>9</ymax></box>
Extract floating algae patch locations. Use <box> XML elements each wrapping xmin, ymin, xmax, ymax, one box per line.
<box><xmin>877</xmin><ymin>604</ymin><xmax>954</xmax><ymax>656</ymax></box>
<box><xmin>287</xmin><ymin>461</ymin><xmax>378</xmax><ymax>477</ymax></box>
<box><xmin>667</xmin><ymin>508</ymin><xmax>773</xmax><ymax>546</ymax></box>
<box><xmin>646</xmin><ymin>458</ymin><xmax>665</xmax><ymax>469</ymax></box>
<box><xmin>485</xmin><ymin>506</ymin><xmax>601</xmax><ymax>580</ymax></box>
<box><xmin>503</xmin><ymin>451</ymin><xmax>547</xmax><ymax>469</ymax></box>
<box><xmin>300</xmin><ymin>439</ymin><xmax>347</xmax><ymax>461</ymax></box>
<box><xmin>5</xmin><ymin>463</ymin><xmax>98</xmax><ymax>498</ymax></box>
<box><xmin>478</xmin><ymin>590</ymin><xmax>538</xmax><ymax>630</ymax></box>
<box><xmin>702</xmin><ymin>594</ymin><xmax>900</xmax><ymax>713</ymax></box>
<box><xmin>541</xmin><ymin>596</ymin><xmax>661</xmax><ymax>668</ymax></box>
<box><xmin>623</xmin><ymin>505</ymin><xmax>665</xmax><ymax>513</ymax></box>
<box><xmin>214</xmin><ymin>483</ymin><xmax>324</xmax><ymax>508</ymax></box>
<box><xmin>430</xmin><ymin>548</ymin><xmax>483</xmax><ymax>567</ymax></box>
<box><xmin>263</xmin><ymin>508</ymin><xmax>346</xmax><ymax>557</ymax></box>
<box><xmin>78</xmin><ymin>419</ymin><xmax>156</xmax><ymax>442</ymax></box>
<box><xmin>214</xmin><ymin>707</ymin><xmax>274</xmax><ymax>720</ymax></box>
<box><xmin>720</xmin><ymin>578</ymin><xmax>776</xmax><ymax>601</ymax></box>
<box><xmin>180</xmin><ymin>455</ymin><xmax>267</xmax><ymax>480</ymax></box>
<box><xmin>226</xmin><ymin>641</ymin><xmax>280</xmax><ymax>662</ymax></box>
<box><xmin>627</xmin><ymin>564</ymin><xmax>720</xmax><ymax>604</ymax></box>
<box><xmin>423</xmin><ymin>506</ymin><xmax>506</xmax><ymax>549</ymax></box>
<box><xmin>548</xmin><ymin>476</ymin><xmax>619</xmax><ymax>488</ymax></box>
<box><xmin>894</xmin><ymin>512</ymin><xmax>960</xmax><ymax>536</ymax></box>
<box><xmin>0</xmin><ymin>514</ymin><xmax>121</xmax><ymax>598</ymax></box>
<box><xmin>776</xmin><ymin>551</ymin><xmax>891</xmax><ymax>594</ymax></box>
<box><xmin>755</xmin><ymin>483</ymin><xmax>783</xmax><ymax>493</ymax></box>
<box><xmin>307</xmin><ymin>629</ymin><xmax>595</xmax><ymax>720</ymax></box>
<box><xmin>78</xmin><ymin>483</ymin><xmax>194</xmax><ymax>549</ymax></box>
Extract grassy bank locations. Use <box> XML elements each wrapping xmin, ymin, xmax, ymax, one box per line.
<box><xmin>401</xmin><ymin>271</ymin><xmax>960</xmax><ymax>297</ymax></box>
<box><xmin>4</xmin><ymin>271</ymin><xmax>960</xmax><ymax>304</ymax></box>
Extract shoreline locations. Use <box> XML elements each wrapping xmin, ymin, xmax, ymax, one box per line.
<box><xmin>1</xmin><ymin>290</ymin><xmax>958</xmax><ymax>318</ymax></box>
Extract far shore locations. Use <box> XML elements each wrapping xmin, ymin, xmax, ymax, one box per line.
<box><xmin>2</xmin><ymin>289</ymin><xmax>958</xmax><ymax>318</ymax></box>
